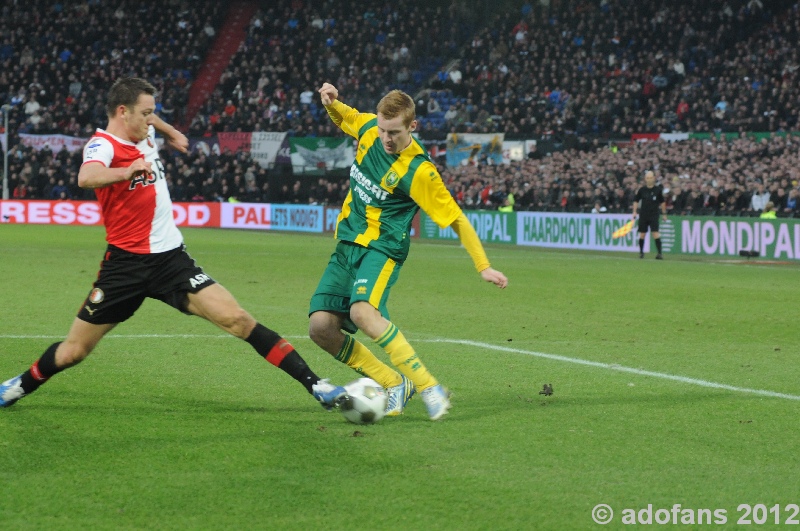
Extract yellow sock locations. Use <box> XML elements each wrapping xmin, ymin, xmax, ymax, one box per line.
<box><xmin>336</xmin><ymin>335</ymin><xmax>401</xmax><ymax>388</ymax></box>
<box><xmin>375</xmin><ymin>323</ymin><xmax>437</xmax><ymax>391</ymax></box>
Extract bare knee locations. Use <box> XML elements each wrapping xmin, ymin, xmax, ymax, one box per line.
<box><xmin>218</xmin><ymin>307</ymin><xmax>255</xmax><ymax>339</ymax></box>
<box><xmin>349</xmin><ymin>302</ymin><xmax>386</xmax><ymax>338</ymax></box>
<box><xmin>309</xmin><ymin>312</ymin><xmax>343</xmax><ymax>354</ymax></box>
<box><xmin>348</xmin><ymin>302</ymin><xmax>372</xmax><ymax>329</ymax></box>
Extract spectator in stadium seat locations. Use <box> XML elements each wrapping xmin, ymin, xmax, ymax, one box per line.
<box><xmin>750</xmin><ymin>182</ymin><xmax>771</xmax><ymax>211</ymax></box>
<box><xmin>668</xmin><ymin>184</ymin><xmax>687</xmax><ymax>214</ymax></box>
<box><xmin>50</xmin><ymin>178</ymin><xmax>70</xmax><ymax>200</ymax></box>
<box><xmin>784</xmin><ymin>189</ymin><xmax>799</xmax><ymax>214</ymax></box>
<box><xmin>12</xmin><ymin>182</ymin><xmax>28</xmax><ymax>198</ymax></box>
<box><xmin>426</xmin><ymin>96</ymin><xmax>441</xmax><ymax>114</ymax></box>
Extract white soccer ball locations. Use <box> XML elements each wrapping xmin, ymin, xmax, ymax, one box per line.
<box><xmin>340</xmin><ymin>378</ymin><xmax>388</xmax><ymax>425</ymax></box>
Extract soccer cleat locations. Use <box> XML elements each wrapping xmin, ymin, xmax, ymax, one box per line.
<box><xmin>384</xmin><ymin>375</ymin><xmax>416</xmax><ymax>416</ymax></box>
<box><xmin>420</xmin><ymin>384</ymin><xmax>451</xmax><ymax>421</ymax></box>
<box><xmin>639</xmin><ymin>252</ymin><xmax>644</xmax><ymax>259</ymax></box>
<box><xmin>312</xmin><ymin>378</ymin><xmax>348</xmax><ymax>410</ymax></box>
<box><xmin>655</xmin><ymin>253</ymin><xmax>664</xmax><ymax>260</ymax></box>
<box><xmin>0</xmin><ymin>376</ymin><xmax>25</xmax><ymax>408</ymax></box>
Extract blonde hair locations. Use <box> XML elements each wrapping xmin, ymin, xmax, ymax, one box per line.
<box><xmin>376</xmin><ymin>90</ymin><xmax>415</xmax><ymax>127</ymax></box>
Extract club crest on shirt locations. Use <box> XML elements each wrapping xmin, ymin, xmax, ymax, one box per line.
<box><xmin>381</xmin><ymin>170</ymin><xmax>401</xmax><ymax>192</ymax></box>
<box><xmin>89</xmin><ymin>288</ymin><xmax>104</xmax><ymax>304</ymax></box>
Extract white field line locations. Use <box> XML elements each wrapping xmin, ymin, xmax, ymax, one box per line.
<box><xmin>2</xmin><ymin>333</ymin><xmax>798</xmax><ymax>401</ymax></box>
<box><xmin>425</xmin><ymin>338</ymin><xmax>800</xmax><ymax>402</ymax></box>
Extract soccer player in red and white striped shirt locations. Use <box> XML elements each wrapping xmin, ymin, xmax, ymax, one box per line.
<box><xmin>1</xmin><ymin>77</ymin><xmax>345</xmax><ymax>409</ymax></box>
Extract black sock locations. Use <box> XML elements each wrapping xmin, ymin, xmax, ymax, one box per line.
<box><xmin>19</xmin><ymin>342</ymin><xmax>63</xmax><ymax>395</ymax></box>
<box><xmin>245</xmin><ymin>323</ymin><xmax>319</xmax><ymax>393</ymax></box>
<box><xmin>655</xmin><ymin>238</ymin><xmax>662</xmax><ymax>253</ymax></box>
<box><xmin>639</xmin><ymin>239</ymin><xmax>645</xmax><ymax>253</ymax></box>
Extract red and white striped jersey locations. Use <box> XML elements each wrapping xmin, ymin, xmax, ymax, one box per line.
<box><xmin>82</xmin><ymin>126</ymin><xmax>182</xmax><ymax>254</ymax></box>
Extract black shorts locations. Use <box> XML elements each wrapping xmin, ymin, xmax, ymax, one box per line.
<box><xmin>77</xmin><ymin>244</ymin><xmax>216</xmax><ymax>325</ymax></box>
<box><xmin>638</xmin><ymin>215</ymin><xmax>660</xmax><ymax>233</ymax></box>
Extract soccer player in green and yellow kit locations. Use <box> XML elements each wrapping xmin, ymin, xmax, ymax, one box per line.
<box><xmin>308</xmin><ymin>83</ymin><xmax>508</xmax><ymax>420</ymax></box>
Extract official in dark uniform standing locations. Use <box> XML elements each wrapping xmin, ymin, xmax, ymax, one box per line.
<box><xmin>632</xmin><ymin>170</ymin><xmax>667</xmax><ymax>259</ymax></box>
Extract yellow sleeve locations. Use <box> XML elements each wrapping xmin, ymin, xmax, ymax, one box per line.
<box><xmin>324</xmin><ymin>100</ymin><xmax>376</xmax><ymax>139</ymax></box>
<box><xmin>408</xmin><ymin>161</ymin><xmax>461</xmax><ymax>228</ymax></box>
<box><xmin>451</xmin><ymin>213</ymin><xmax>491</xmax><ymax>273</ymax></box>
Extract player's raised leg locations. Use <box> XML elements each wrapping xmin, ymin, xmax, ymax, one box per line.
<box><xmin>0</xmin><ymin>319</ymin><xmax>115</xmax><ymax>407</ymax></box>
<box><xmin>185</xmin><ymin>283</ymin><xmax>346</xmax><ymax>408</ymax></box>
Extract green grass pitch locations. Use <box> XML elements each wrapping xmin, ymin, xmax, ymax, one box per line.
<box><xmin>1</xmin><ymin>224</ymin><xmax>798</xmax><ymax>529</ymax></box>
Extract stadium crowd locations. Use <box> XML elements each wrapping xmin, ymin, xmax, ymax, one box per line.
<box><xmin>2</xmin><ymin>0</ymin><xmax>799</xmax><ymax>216</ymax></box>
<box><xmin>0</xmin><ymin>0</ymin><xmax>223</xmax><ymax>137</ymax></box>
<box><xmin>185</xmin><ymin>0</ymin><xmax>479</xmax><ymax>138</ymax></box>
<box><xmin>421</xmin><ymin>0</ymin><xmax>799</xmax><ymax>138</ymax></box>
<box><xmin>441</xmin><ymin>133</ymin><xmax>800</xmax><ymax>215</ymax></box>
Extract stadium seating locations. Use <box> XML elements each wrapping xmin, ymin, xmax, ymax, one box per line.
<box><xmin>1</xmin><ymin>0</ymin><xmax>798</xmax><ymax>213</ymax></box>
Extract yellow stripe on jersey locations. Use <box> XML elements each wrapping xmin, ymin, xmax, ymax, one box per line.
<box><xmin>369</xmin><ymin>258</ymin><xmax>397</xmax><ymax>309</ymax></box>
<box><xmin>356</xmin><ymin>129</ymin><xmax>380</xmax><ymax>165</ymax></box>
<box><xmin>354</xmin><ymin>204</ymin><xmax>382</xmax><ymax>247</ymax></box>
<box><xmin>335</xmin><ymin>190</ymin><xmax>354</xmax><ymax>240</ymax></box>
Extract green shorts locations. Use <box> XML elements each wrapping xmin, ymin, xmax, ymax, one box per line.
<box><xmin>309</xmin><ymin>241</ymin><xmax>402</xmax><ymax>334</ymax></box>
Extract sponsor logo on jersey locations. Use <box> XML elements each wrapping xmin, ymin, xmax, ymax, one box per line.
<box><xmin>129</xmin><ymin>172</ymin><xmax>157</xmax><ymax>190</ymax></box>
<box><xmin>350</xmin><ymin>164</ymin><xmax>388</xmax><ymax>204</ymax></box>
<box><xmin>88</xmin><ymin>143</ymin><xmax>102</xmax><ymax>149</ymax></box>
<box><xmin>83</xmin><ymin>305</ymin><xmax>97</xmax><ymax>316</ymax></box>
<box><xmin>89</xmin><ymin>288</ymin><xmax>104</xmax><ymax>303</ymax></box>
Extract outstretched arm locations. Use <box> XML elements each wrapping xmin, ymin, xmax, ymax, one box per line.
<box><xmin>149</xmin><ymin>113</ymin><xmax>188</xmax><ymax>154</ymax></box>
<box><xmin>318</xmin><ymin>82</ymin><xmax>373</xmax><ymax>138</ymax></box>
<box><xmin>450</xmin><ymin>213</ymin><xmax>508</xmax><ymax>289</ymax></box>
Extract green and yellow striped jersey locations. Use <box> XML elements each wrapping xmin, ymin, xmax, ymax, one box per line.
<box><xmin>326</xmin><ymin>100</ymin><xmax>461</xmax><ymax>262</ymax></box>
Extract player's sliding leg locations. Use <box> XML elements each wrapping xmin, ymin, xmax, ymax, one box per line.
<box><xmin>0</xmin><ymin>319</ymin><xmax>114</xmax><ymax>407</ymax></box>
<box><xmin>185</xmin><ymin>284</ymin><xmax>346</xmax><ymax>409</ymax></box>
